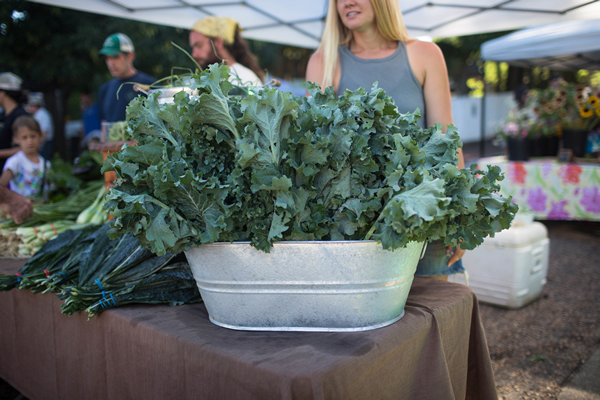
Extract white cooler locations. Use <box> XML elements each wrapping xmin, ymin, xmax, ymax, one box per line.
<box><xmin>448</xmin><ymin>221</ymin><xmax>550</xmax><ymax>309</ymax></box>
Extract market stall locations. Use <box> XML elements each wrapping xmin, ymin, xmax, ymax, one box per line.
<box><xmin>0</xmin><ymin>259</ymin><xmax>497</xmax><ymax>400</ymax></box>
<box><xmin>479</xmin><ymin>18</ymin><xmax>600</xmax><ymax>156</ymax></box>
<box><xmin>478</xmin><ymin>19</ymin><xmax>600</xmax><ymax>220</ymax></box>
<box><xmin>479</xmin><ymin>156</ymin><xmax>600</xmax><ymax>221</ymax></box>
<box><xmin>1</xmin><ymin>2</ymin><xmax>555</xmax><ymax>395</ymax></box>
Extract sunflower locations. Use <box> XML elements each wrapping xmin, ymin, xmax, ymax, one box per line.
<box><xmin>580</xmin><ymin>105</ymin><xmax>594</xmax><ymax>118</ymax></box>
<box><xmin>554</xmin><ymin>96</ymin><xmax>565</xmax><ymax>108</ymax></box>
<box><xmin>588</xmin><ymin>95</ymin><xmax>599</xmax><ymax>108</ymax></box>
<box><xmin>575</xmin><ymin>84</ymin><xmax>585</xmax><ymax>92</ymax></box>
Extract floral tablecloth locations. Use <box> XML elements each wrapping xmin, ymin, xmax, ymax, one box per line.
<box><xmin>478</xmin><ymin>156</ymin><xmax>600</xmax><ymax>221</ymax></box>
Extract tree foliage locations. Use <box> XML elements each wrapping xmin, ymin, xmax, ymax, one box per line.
<box><xmin>0</xmin><ymin>0</ymin><xmax>192</xmax><ymax>94</ymax></box>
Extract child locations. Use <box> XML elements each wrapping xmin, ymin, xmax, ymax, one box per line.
<box><xmin>0</xmin><ymin>115</ymin><xmax>50</xmax><ymax>198</ymax></box>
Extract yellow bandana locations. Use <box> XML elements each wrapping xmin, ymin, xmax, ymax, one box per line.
<box><xmin>192</xmin><ymin>16</ymin><xmax>239</xmax><ymax>45</ymax></box>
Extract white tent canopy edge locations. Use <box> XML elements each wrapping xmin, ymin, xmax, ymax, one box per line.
<box><xmin>481</xmin><ymin>18</ymin><xmax>600</xmax><ymax>71</ymax></box>
<box><xmin>28</xmin><ymin>0</ymin><xmax>600</xmax><ymax>49</ymax></box>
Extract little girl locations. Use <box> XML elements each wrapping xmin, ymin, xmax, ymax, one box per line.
<box><xmin>0</xmin><ymin>115</ymin><xmax>50</xmax><ymax>198</ymax></box>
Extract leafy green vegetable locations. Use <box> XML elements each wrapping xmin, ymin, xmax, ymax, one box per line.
<box><xmin>104</xmin><ymin>64</ymin><xmax>517</xmax><ymax>255</ymax></box>
<box><xmin>0</xmin><ymin>180</ymin><xmax>105</xmax><ymax>230</ymax></box>
<box><xmin>0</xmin><ymin>221</ymin><xmax>202</xmax><ymax>318</ymax></box>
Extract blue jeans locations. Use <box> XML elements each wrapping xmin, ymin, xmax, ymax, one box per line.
<box><xmin>415</xmin><ymin>240</ymin><xmax>465</xmax><ymax>277</ymax></box>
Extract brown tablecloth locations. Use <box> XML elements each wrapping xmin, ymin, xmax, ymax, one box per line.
<box><xmin>0</xmin><ymin>258</ymin><xmax>497</xmax><ymax>400</ymax></box>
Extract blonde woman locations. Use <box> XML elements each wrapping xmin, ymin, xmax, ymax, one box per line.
<box><xmin>306</xmin><ymin>0</ymin><xmax>465</xmax><ymax>279</ymax></box>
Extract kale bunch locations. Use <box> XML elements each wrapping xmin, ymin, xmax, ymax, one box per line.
<box><xmin>104</xmin><ymin>64</ymin><xmax>517</xmax><ymax>255</ymax></box>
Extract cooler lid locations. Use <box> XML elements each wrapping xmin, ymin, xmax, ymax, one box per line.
<box><xmin>481</xmin><ymin>221</ymin><xmax>548</xmax><ymax>248</ymax></box>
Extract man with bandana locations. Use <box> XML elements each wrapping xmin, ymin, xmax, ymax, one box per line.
<box><xmin>189</xmin><ymin>17</ymin><xmax>265</xmax><ymax>86</ymax></box>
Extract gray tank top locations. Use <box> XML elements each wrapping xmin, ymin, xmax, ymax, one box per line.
<box><xmin>337</xmin><ymin>42</ymin><xmax>426</xmax><ymax>128</ymax></box>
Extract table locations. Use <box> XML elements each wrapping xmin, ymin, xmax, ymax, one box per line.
<box><xmin>478</xmin><ymin>156</ymin><xmax>600</xmax><ymax>221</ymax></box>
<box><xmin>0</xmin><ymin>259</ymin><xmax>497</xmax><ymax>400</ymax></box>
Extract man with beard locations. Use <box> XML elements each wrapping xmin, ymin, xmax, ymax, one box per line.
<box><xmin>189</xmin><ymin>17</ymin><xmax>265</xmax><ymax>86</ymax></box>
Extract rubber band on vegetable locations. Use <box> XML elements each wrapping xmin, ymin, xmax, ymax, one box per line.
<box><xmin>95</xmin><ymin>279</ymin><xmax>116</xmax><ymax>308</ymax></box>
<box><xmin>44</xmin><ymin>269</ymin><xmax>50</xmax><ymax>278</ymax></box>
<box><xmin>59</xmin><ymin>271</ymin><xmax>67</xmax><ymax>280</ymax></box>
<box><xmin>15</xmin><ymin>272</ymin><xmax>22</xmax><ymax>282</ymax></box>
<box><xmin>95</xmin><ymin>279</ymin><xmax>106</xmax><ymax>297</ymax></box>
<box><xmin>51</xmin><ymin>224</ymin><xmax>57</xmax><ymax>236</ymax></box>
<box><xmin>33</xmin><ymin>227</ymin><xmax>38</xmax><ymax>235</ymax></box>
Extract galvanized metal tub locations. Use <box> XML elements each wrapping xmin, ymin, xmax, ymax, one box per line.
<box><xmin>184</xmin><ymin>240</ymin><xmax>425</xmax><ymax>332</ymax></box>
<box><xmin>149</xmin><ymin>87</ymin><xmax>197</xmax><ymax>104</ymax></box>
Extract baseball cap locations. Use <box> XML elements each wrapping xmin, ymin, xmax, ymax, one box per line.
<box><xmin>99</xmin><ymin>33</ymin><xmax>135</xmax><ymax>57</ymax></box>
<box><xmin>0</xmin><ymin>72</ymin><xmax>22</xmax><ymax>91</ymax></box>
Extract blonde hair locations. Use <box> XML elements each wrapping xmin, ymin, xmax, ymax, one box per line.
<box><xmin>317</xmin><ymin>0</ymin><xmax>410</xmax><ymax>89</ymax></box>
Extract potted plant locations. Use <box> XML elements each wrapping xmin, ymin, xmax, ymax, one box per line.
<box><xmin>494</xmin><ymin>108</ymin><xmax>533</xmax><ymax>161</ymax></box>
<box><xmin>103</xmin><ymin>65</ymin><xmax>517</xmax><ymax>331</ymax></box>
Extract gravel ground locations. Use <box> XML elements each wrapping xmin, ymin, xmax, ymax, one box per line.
<box><xmin>1</xmin><ymin>219</ymin><xmax>598</xmax><ymax>400</ymax></box>
<box><xmin>481</xmin><ymin>220</ymin><xmax>600</xmax><ymax>400</ymax></box>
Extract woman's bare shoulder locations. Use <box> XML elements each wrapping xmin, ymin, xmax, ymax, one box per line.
<box><xmin>406</xmin><ymin>39</ymin><xmax>444</xmax><ymax>60</ymax></box>
<box><xmin>307</xmin><ymin>50</ymin><xmax>325</xmax><ymax>65</ymax></box>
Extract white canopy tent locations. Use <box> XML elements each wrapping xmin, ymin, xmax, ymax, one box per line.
<box><xmin>481</xmin><ymin>18</ymin><xmax>600</xmax><ymax>71</ymax></box>
<box><xmin>29</xmin><ymin>0</ymin><xmax>600</xmax><ymax>49</ymax></box>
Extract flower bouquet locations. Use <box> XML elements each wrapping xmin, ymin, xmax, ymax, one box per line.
<box><xmin>530</xmin><ymin>82</ymin><xmax>600</xmax><ymax>157</ymax></box>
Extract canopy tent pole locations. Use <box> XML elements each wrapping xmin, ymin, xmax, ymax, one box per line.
<box><xmin>480</xmin><ymin>71</ymin><xmax>487</xmax><ymax>158</ymax></box>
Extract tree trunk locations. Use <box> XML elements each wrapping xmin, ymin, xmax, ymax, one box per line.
<box><xmin>24</xmin><ymin>82</ymin><xmax>72</xmax><ymax>162</ymax></box>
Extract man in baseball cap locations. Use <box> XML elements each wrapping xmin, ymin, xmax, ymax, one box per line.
<box><xmin>99</xmin><ymin>33</ymin><xmax>135</xmax><ymax>56</ymax></box>
<box><xmin>97</xmin><ymin>33</ymin><xmax>154</xmax><ymax>123</ymax></box>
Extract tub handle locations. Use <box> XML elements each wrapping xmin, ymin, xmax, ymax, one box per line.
<box><xmin>419</xmin><ymin>242</ymin><xmax>428</xmax><ymax>260</ymax></box>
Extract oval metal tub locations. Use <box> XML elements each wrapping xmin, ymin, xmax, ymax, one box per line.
<box><xmin>184</xmin><ymin>240</ymin><xmax>425</xmax><ymax>332</ymax></box>
<box><xmin>149</xmin><ymin>87</ymin><xmax>198</xmax><ymax>104</ymax></box>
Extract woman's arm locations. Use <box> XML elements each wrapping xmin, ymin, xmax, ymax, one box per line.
<box><xmin>0</xmin><ymin>147</ymin><xmax>20</xmax><ymax>160</ymax></box>
<box><xmin>306</xmin><ymin>51</ymin><xmax>326</xmax><ymax>95</ymax></box>
<box><xmin>0</xmin><ymin>169</ymin><xmax>13</xmax><ymax>187</ymax></box>
<box><xmin>408</xmin><ymin>40</ymin><xmax>465</xmax><ymax>169</ymax></box>
<box><xmin>408</xmin><ymin>40</ymin><xmax>466</xmax><ymax>265</ymax></box>
<box><xmin>0</xmin><ymin>185</ymin><xmax>32</xmax><ymax>224</ymax></box>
